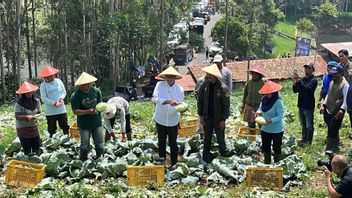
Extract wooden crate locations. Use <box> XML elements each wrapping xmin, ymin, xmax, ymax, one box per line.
<box><xmin>246</xmin><ymin>166</ymin><xmax>283</xmax><ymax>189</ymax></box>
<box><xmin>179</xmin><ymin>117</ymin><xmax>198</xmax><ymax>129</ymax></box>
<box><xmin>70</xmin><ymin>122</ymin><xmax>80</xmax><ymax>142</ymax></box>
<box><xmin>238</xmin><ymin>127</ymin><xmax>261</xmax><ymax>141</ymax></box>
<box><xmin>5</xmin><ymin>160</ymin><xmax>46</xmax><ymax>188</ymax></box>
<box><xmin>127</xmin><ymin>165</ymin><xmax>164</xmax><ymax>186</ymax></box>
<box><xmin>178</xmin><ymin>125</ymin><xmax>197</xmax><ymax>137</ymax></box>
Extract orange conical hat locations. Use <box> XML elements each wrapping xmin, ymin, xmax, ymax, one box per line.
<box><xmin>39</xmin><ymin>66</ymin><xmax>59</xmax><ymax>78</ymax></box>
<box><xmin>259</xmin><ymin>81</ymin><xmax>282</xmax><ymax>94</ymax></box>
<box><xmin>16</xmin><ymin>81</ymin><xmax>38</xmax><ymax>94</ymax></box>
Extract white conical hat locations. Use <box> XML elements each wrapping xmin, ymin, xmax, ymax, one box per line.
<box><xmin>74</xmin><ymin>72</ymin><xmax>97</xmax><ymax>86</ymax></box>
<box><xmin>159</xmin><ymin>66</ymin><xmax>182</xmax><ymax>79</ymax></box>
<box><xmin>201</xmin><ymin>64</ymin><xmax>222</xmax><ymax>78</ymax></box>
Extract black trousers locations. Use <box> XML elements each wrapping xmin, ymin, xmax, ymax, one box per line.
<box><xmin>107</xmin><ymin>114</ymin><xmax>132</xmax><ymax>133</ymax></box>
<box><xmin>19</xmin><ymin>136</ymin><xmax>41</xmax><ymax>155</ymax></box>
<box><xmin>349</xmin><ymin>110</ymin><xmax>352</xmax><ymax>128</ymax></box>
<box><xmin>261</xmin><ymin>131</ymin><xmax>283</xmax><ymax>154</ymax></box>
<box><xmin>203</xmin><ymin>119</ymin><xmax>227</xmax><ymax>163</ymax></box>
<box><xmin>323</xmin><ymin>110</ymin><xmax>343</xmax><ymax>138</ymax></box>
<box><xmin>46</xmin><ymin>113</ymin><xmax>69</xmax><ymax>136</ymax></box>
<box><xmin>156</xmin><ymin>122</ymin><xmax>178</xmax><ymax>165</ymax></box>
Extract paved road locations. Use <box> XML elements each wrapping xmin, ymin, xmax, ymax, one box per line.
<box><xmin>176</xmin><ymin>14</ymin><xmax>223</xmax><ymax>75</ymax></box>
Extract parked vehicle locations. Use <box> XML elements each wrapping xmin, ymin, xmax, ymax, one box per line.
<box><xmin>167</xmin><ymin>33</ymin><xmax>181</xmax><ymax>48</ymax></box>
<box><xmin>198</xmin><ymin>12</ymin><xmax>210</xmax><ymax>23</ymax></box>
<box><xmin>173</xmin><ymin>44</ymin><xmax>193</xmax><ymax>65</ymax></box>
<box><xmin>208</xmin><ymin>41</ymin><xmax>223</xmax><ymax>58</ymax></box>
<box><xmin>190</xmin><ymin>18</ymin><xmax>204</xmax><ymax>35</ymax></box>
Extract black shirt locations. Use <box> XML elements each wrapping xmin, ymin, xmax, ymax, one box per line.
<box><xmin>208</xmin><ymin>83</ymin><xmax>214</xmax><ymax>119</ymax></box>
<box><xmin>336</xmin><ymin>167</ymin><xmax>352</xmax><ymax>198</ymax></box>
<box><xmin>292</xmin><ymin>75</ymin><xmax>318</xmax><ymax>110</ymax></box>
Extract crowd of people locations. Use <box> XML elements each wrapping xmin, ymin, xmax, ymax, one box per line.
<box><xmin>13</xmin><ymin>50</ymin><xmax>352</xmax><ymax>196</ymax></box>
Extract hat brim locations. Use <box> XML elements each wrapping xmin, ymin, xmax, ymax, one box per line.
<box><xmin>158</xmin><ymin>74</ymin><xmax>182</xmax><ymax>79</ymax></box>
<box><xmin>259</xmin><ymin>84</ymin><xmax>282</xmax><ymax>94</ymax></box>
<box><xmin>103</xmin><ymin>104</ymin><xmax>117</xmax><ymax>119</ymax></box>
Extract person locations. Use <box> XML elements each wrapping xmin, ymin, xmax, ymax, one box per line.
<box><xmin>241</xmin><ymin>66</ymin><xmax>266</xmax><ymax>128</ymax></box>
<box><xmin>318</xmin><ymin>61</ymin><xmax>338</xmax><ymax>108</ymax></box>
<box><xmin>292</xmin><ymin>63</ymin><xmax>318</xmax><ymax>146</ymax></box>
<box><xmin>195</xmin><ymin>76</ymin><xmax>206</xmax><ymax>136</ymax></box>
<box><xmin>256</xmin><ymin>81</ymin><xmax>285</xmax><ymax>164</ymax></box>
<box><xmin>100</xmin><ymin>97</ymin><xmax>132</xmax><ymax>142</ymax></box>
<box><xmin>15</xmin><ymin>81</ymin><xmax>42</xmax><ymax>155</ymax></box>
<box><xmin>70</xmin><ymin>72</ymin><xmax>104</xmax><ymax>161</ymax></box>
<box><xmin>39</xmin><ymin>66</ymin><xmax>69</xmax><ymax>137</ymax></box>
<box><xmin>153</xmin><ymin>66</ymin><xmax>184</xmax><ymax>166</ymax></box>
<box><xmin>324</xmin><ymin>155</ymin><xmax>352</xmax><ymax>197</ymax></box>
<box><xmin>287</xmin><ymin>52</ymin><xmax>291</xmax><ymax>58</ymax></box>
<box><xmin>197</xmin><ymin>64</ymin><xmax>231</xmax><ymax>164</ymax></box>
<box><xmin>339</xmin><ymin>49</ymin><xmax>352</xmax><ymax>128</ymax></box>
<box><xmin>320</xmin><ymin>65</ymin><xmax>349</xmax><ymax>152</ymax></box>
<box><xmin>212</xmin><ymin>54</ymin><xmax>233</xmax><ymax>92</ymax></box>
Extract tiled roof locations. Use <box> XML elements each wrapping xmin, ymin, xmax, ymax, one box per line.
<box><xmin>321</xmin><ymin>42</ymin><xmax>352</xmax><ymax>58</ymax></box>
<box><xmin>189</xmin><ymin>55</ymin><xmax>327</xmax><ymax>82</ymax></box>
<box><xmin>176</xmin><ymin>74</ymin><xmax>196</xmax><ymax>92</ymax></box>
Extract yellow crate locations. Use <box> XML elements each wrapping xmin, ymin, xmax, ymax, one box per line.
<box><xmin>5</xmin><ymin>160</ymin><xmax>46</xmax><ymax>188</ymax></box>
<box><xmin>179</xmin><ymin>117</ymin><xmax>198</xmax><ymax>129</ymax></box>
<box><xmin>178</xmin><ymin>125</ymin><xmax>197</xmax><ymax>137</ymax></box>
<box><xmin>70</xmin><ymin>122</ymin><xmax>80</xmax><ymax>141</ymax></box>
<box><xmin>127</xmin><ymin>165</ymin><xmax>165</xmax><ymax>186</ymax></box>
<box><xmin>238</xmin><ymin>127</ymin><xmax>261</xmax><ymax>141</ymax></box>
<box><xmin>246</xmin><ymin>166</ymin><xmax>283</xmax><ymax>189</ymax></box>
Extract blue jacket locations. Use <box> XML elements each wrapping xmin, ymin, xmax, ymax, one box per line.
<box><xmin>258</xmin><ymin>99</ymin><xmax>285</xmax><ymax>133</ymax></box>
<box><xmin>347</xmin><ymin>83</ymin><xmax>352</xmax><ymax>112</ymax></box>
<box><xmin>321</xmin><ymin>74</ymin><xmax>333</xmax><ymax>99</ymax></box>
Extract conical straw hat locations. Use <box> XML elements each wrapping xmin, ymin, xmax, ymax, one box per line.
<box><xmin>248</xmin><ymin>66</ymin><xmax>266</xmax><ymax>76</ymax></box>
<box><xmin>158</xmin><ymin>66</ymin><xmax>182</xmax><ymax>79</ymax></box>
<box><xmin>74</xmin><ymin>72</ymin><xmax>97</xmax><ymax>86</ymax></box>
<box><xmin>259</xmin><ymin>81</ymin><xmax>282</xmax><ymax>94</ymax></box>
<box><xmin>16</xmin><ymin>81</ymin><xmax>38</xmax><ymax>94</ymax></box>
<box><xmin>201</xmin><ymin>64</ymin><xmax>222</xmax><ymax>78</ymax></box>
<box><xmin>39</xmin><ymin>66</ymin><xmax>59</xmax><ymax>78</ymax></box>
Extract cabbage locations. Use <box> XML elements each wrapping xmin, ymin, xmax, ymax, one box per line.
<box><xmin>255</xmin><ymin>116</ymin><xmax>266</xmax><ymax>125</ymax></box>
<box><xmin>96</xmin><ymin>102</ymin><xmax>108</xmax><ymax>112</ymax></box>
<box><xmin>175</xmin><ymin>102</ymin><xmax>188</xmax><ymax>113</ymax></box>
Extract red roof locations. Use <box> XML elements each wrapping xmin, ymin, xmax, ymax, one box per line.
<box><xmin>189</xmin><ymin>55</ymin><xmax>327</xmax><ymax>82</ymax></box>
<box><xmin>176</xmin><ymin>74</ymin><xmax>196</xmax><ymax>92</ymax></box>
<box><xmin>321</xmin><ymin>42</ymin><xmax>352</xmax><ymax>58</ymax></box>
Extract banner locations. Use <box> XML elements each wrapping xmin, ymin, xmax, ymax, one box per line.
<box><xmin>295</xmin><ymin>37</ymin><xmax>311</xmax><ymax>57</ymax></box>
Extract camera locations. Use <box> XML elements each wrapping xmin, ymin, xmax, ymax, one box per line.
<box><xmin>317</xmin><ymin>150</ymin><xmax>335</xmax><ymax>171</ymax></box>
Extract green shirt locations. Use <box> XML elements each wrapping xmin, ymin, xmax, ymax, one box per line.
<box><xmin>70</xmin><ymin>87</ymin><xmax>102</xmax><ymax>130</ymax></box>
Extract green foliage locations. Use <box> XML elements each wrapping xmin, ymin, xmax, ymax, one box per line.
<box><xmin>315</xmin><ymin>2</ymin><xmax>339</xmax><ymax>28</ymax></box>
<box><xmin>211</xmin><ymin>16</ymin><xmax>248</xmax><ymax>58</ymax></box>
<box><xmin>189</xmin><ymin>31</ymin><xmax>205</xmax><ymax>53</ymax></box>
<box><xmin>296</xmin><ymin>17</ymin><xmax>316</xmax><ymax>34</ymax></box>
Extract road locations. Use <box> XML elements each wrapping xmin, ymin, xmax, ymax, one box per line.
<box><xmin>176</xmin><ymin>14</ymin><xmax>223</xmax><ymax>75</ymax></box>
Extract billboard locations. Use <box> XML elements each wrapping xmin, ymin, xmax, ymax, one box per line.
<box><xmin>295</xmin><ymin>37</ymin><xmax>311</xmax><ymax>57</ymax></box>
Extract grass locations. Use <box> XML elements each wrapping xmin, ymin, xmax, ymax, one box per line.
<box><xmin>1</xmin><ymin>80</ymin><xmax>351</xmax><ymax>197</ymax></box>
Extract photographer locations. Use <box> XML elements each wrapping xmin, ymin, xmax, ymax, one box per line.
<box><xmin>324</xmin><ymin>155</ymin><xmax>352</xmax><ymax>197</ymax></box>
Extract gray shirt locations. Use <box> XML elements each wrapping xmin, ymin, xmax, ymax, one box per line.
<box><xmin>104</xmin><ymin>97</ymin><xmax>130</xmax><ymax>133</ymax></box>
<box><xmin>220</xmin><ymin>66</ymin><xmax>233</xmax><ymax>92</ymax></box>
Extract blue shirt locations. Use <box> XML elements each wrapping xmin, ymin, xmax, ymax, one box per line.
<box><xmin>257</xmin><ymin>99</ymin><xmax>285</xmax><ymax>133</ymax></box>
<box><xmin>40</xmin><ymin>78</ymin><xmax>67</xmax><ymax>116</ymax></box>
<box><xmin>347</xmin><ymin>83</ymin><xmax>352</xmax><ymax>112</ymax></box>
<box><xmin>322</xmin><ymin>74</ymin><xmax>333</xmax><ymax>99</ymax></box>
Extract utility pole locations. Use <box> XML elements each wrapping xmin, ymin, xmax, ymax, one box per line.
<box><xmin>159</xmin><ymin>0</ymin><xmax>164</xmax><ymax>70</ymax></box>
<box><xmin>224</xmin><ymin>0</ymin><xmax>228</xmax><ymax>62</ymax></box>
<box><xmin>247</xmin><ymin>1</ymin><xmax>254</xmax><ymax>81</ymax></box>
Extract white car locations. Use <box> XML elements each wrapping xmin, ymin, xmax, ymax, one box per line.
<box><xmin>208</xmin><ymin>42</ymin><xmax>223</xmax><ymax>57</ymax></box>
<box><xmin>167</xmin><ymin>33</ymin><xmax>181</xmax><ymax>48</ymax></box>
<box><xmin>174</xmin><ymin>21</ymin><xmax>189</xmax><ymax>32</ymax></box>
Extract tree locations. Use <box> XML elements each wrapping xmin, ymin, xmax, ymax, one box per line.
<box><xmin>211</xmin><ymin>16</ymin><xmax>248</xmax><ymax>59</ymax></box>
<box><xmin>188</xmin><ymin>31</ymin><xmax>204</xmax><ymax>53</ymax></box>
<box><xmin>315</xmin><ymin>2</ymin><xmax>339</xmax><ymax>29</ymax></box>
<box><xmin>296</xmin><ymin>17</ymin><xmax>316</xmax><ymax>34</ymax></box>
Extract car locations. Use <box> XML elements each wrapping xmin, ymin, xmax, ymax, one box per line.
<box><xmin>208</xmin><ymin>42</ymin><xmax>223</xmax><ymax>58</ymax></box>
<box><xmin>114</xmin><ymin>86</ymin><xmax>137</xmax><ymax>101</ymax></box>
<box><xmin>167</xmin><ymin>33</ymin><xmax>181</xmax><ymax>48</ymax></box>
<box><xmin>198</xmin><ymin>12</ymin><xmax>210</xmax><ymax>23</ymax></box>
<box><xmin>174</xmin><ymin>21</ymin><xmax>189</xmax><ymax>32</ymax></box>
<box><xmin>173</xmin><ymin>44</ymin><xmax>193</xmax><ymax>65</ymax></box>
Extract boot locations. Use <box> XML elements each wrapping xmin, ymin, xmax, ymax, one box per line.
<box><xmin>95</xmin><ymin>149</ymin><xmax>104</xmax><ymax>159</ymax></box>
<box><xmin>325</xmin><ymin>137</ymin><xmax>334</xmax><ymax>151</ymax></box>
<box><xmin>331</xmin><ymin>138</ymin><xmax>340</xmax><ymax>153</ymax></box>
<box><xmin>127</xmin><ymin>132</ymin><xmax>132</xmax><ymax>141</ymax></box>
<box><xmin>264</xmin><ymin>152</ymin><xmax>271</xmax><ymax>164</ymax></box>
<box><xmin>80</xmin><ymin>150</ymin><xmax>88</xmax><ymax>161</ymax></box>
<box><xmin>306</xmin><ymin>129</ymin><xmax>314</xmax><ymax>145</ymax></box>
<box><xmin>274</xmin><ymin>154</ymin><xmax>281</xmax><ymax>163</ymax></box>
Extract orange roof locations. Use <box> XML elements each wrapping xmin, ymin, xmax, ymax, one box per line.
<box><xmin>189</xmin><ymin>55</ymin><xmax>327</xmax><ymax>82</ymax></box>
<box><xmin>176</xmin><ymin>74</ymin><xmax>196</xmax><ymax>92</ymax></box>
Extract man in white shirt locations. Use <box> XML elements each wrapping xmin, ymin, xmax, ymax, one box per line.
<box><xmin>212</xmin><ymin>54</ymin><xmax>233</xmax><ymax>92</ymax></box>
<box><xmin>153</xmin><ymin>66</ymin><xmax>184</xmax><ymax>166</ymax></box>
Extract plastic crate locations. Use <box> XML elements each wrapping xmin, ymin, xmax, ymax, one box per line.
<box><xmin>246</xmin><ymin>166</ymin><xmax>283</xmax><ymax>189</ymax></box>
<box><xmin>127</xmin><ymin>165</ymin><xmax>164</xmax><ymax>186</ymax></box>
<box><xmin>70</xmin><ymin>122</ymin><xmax>80</xmax><ymax>141</ymax></box>
<box><xmin>178</xmin><ymin>125</ymin><xmax>197</xmax><ymax>137</ymax></box>
<box><xmin>238</xmin><ymin>127</ymin><xmax>261</xmax><ymax>141</ymax></box>
<box><xmin>179</xmin><ymin>117</ymin><xmax>198</xmax><ymax>129</ymax></box>
<box><xmin>5</xmin><ymin>160</ymin><xmax>46</xmax><ymax>188</ymax></box>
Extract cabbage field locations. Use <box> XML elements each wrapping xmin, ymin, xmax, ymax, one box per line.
<box><xmin>0</xmin><ymin>80</ymin><xmax>351</xmax><ymax>197</ymax></box>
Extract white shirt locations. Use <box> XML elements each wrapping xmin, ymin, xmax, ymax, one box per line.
<box><xmin>153</xmin><ymin>81</ymin><xmax>184</xmax><ymax>127</ymax></box>
<box><xmin>104</xmin><ymin>97</ymin><xmax>130</xmax><ymax>133</ymax></box>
